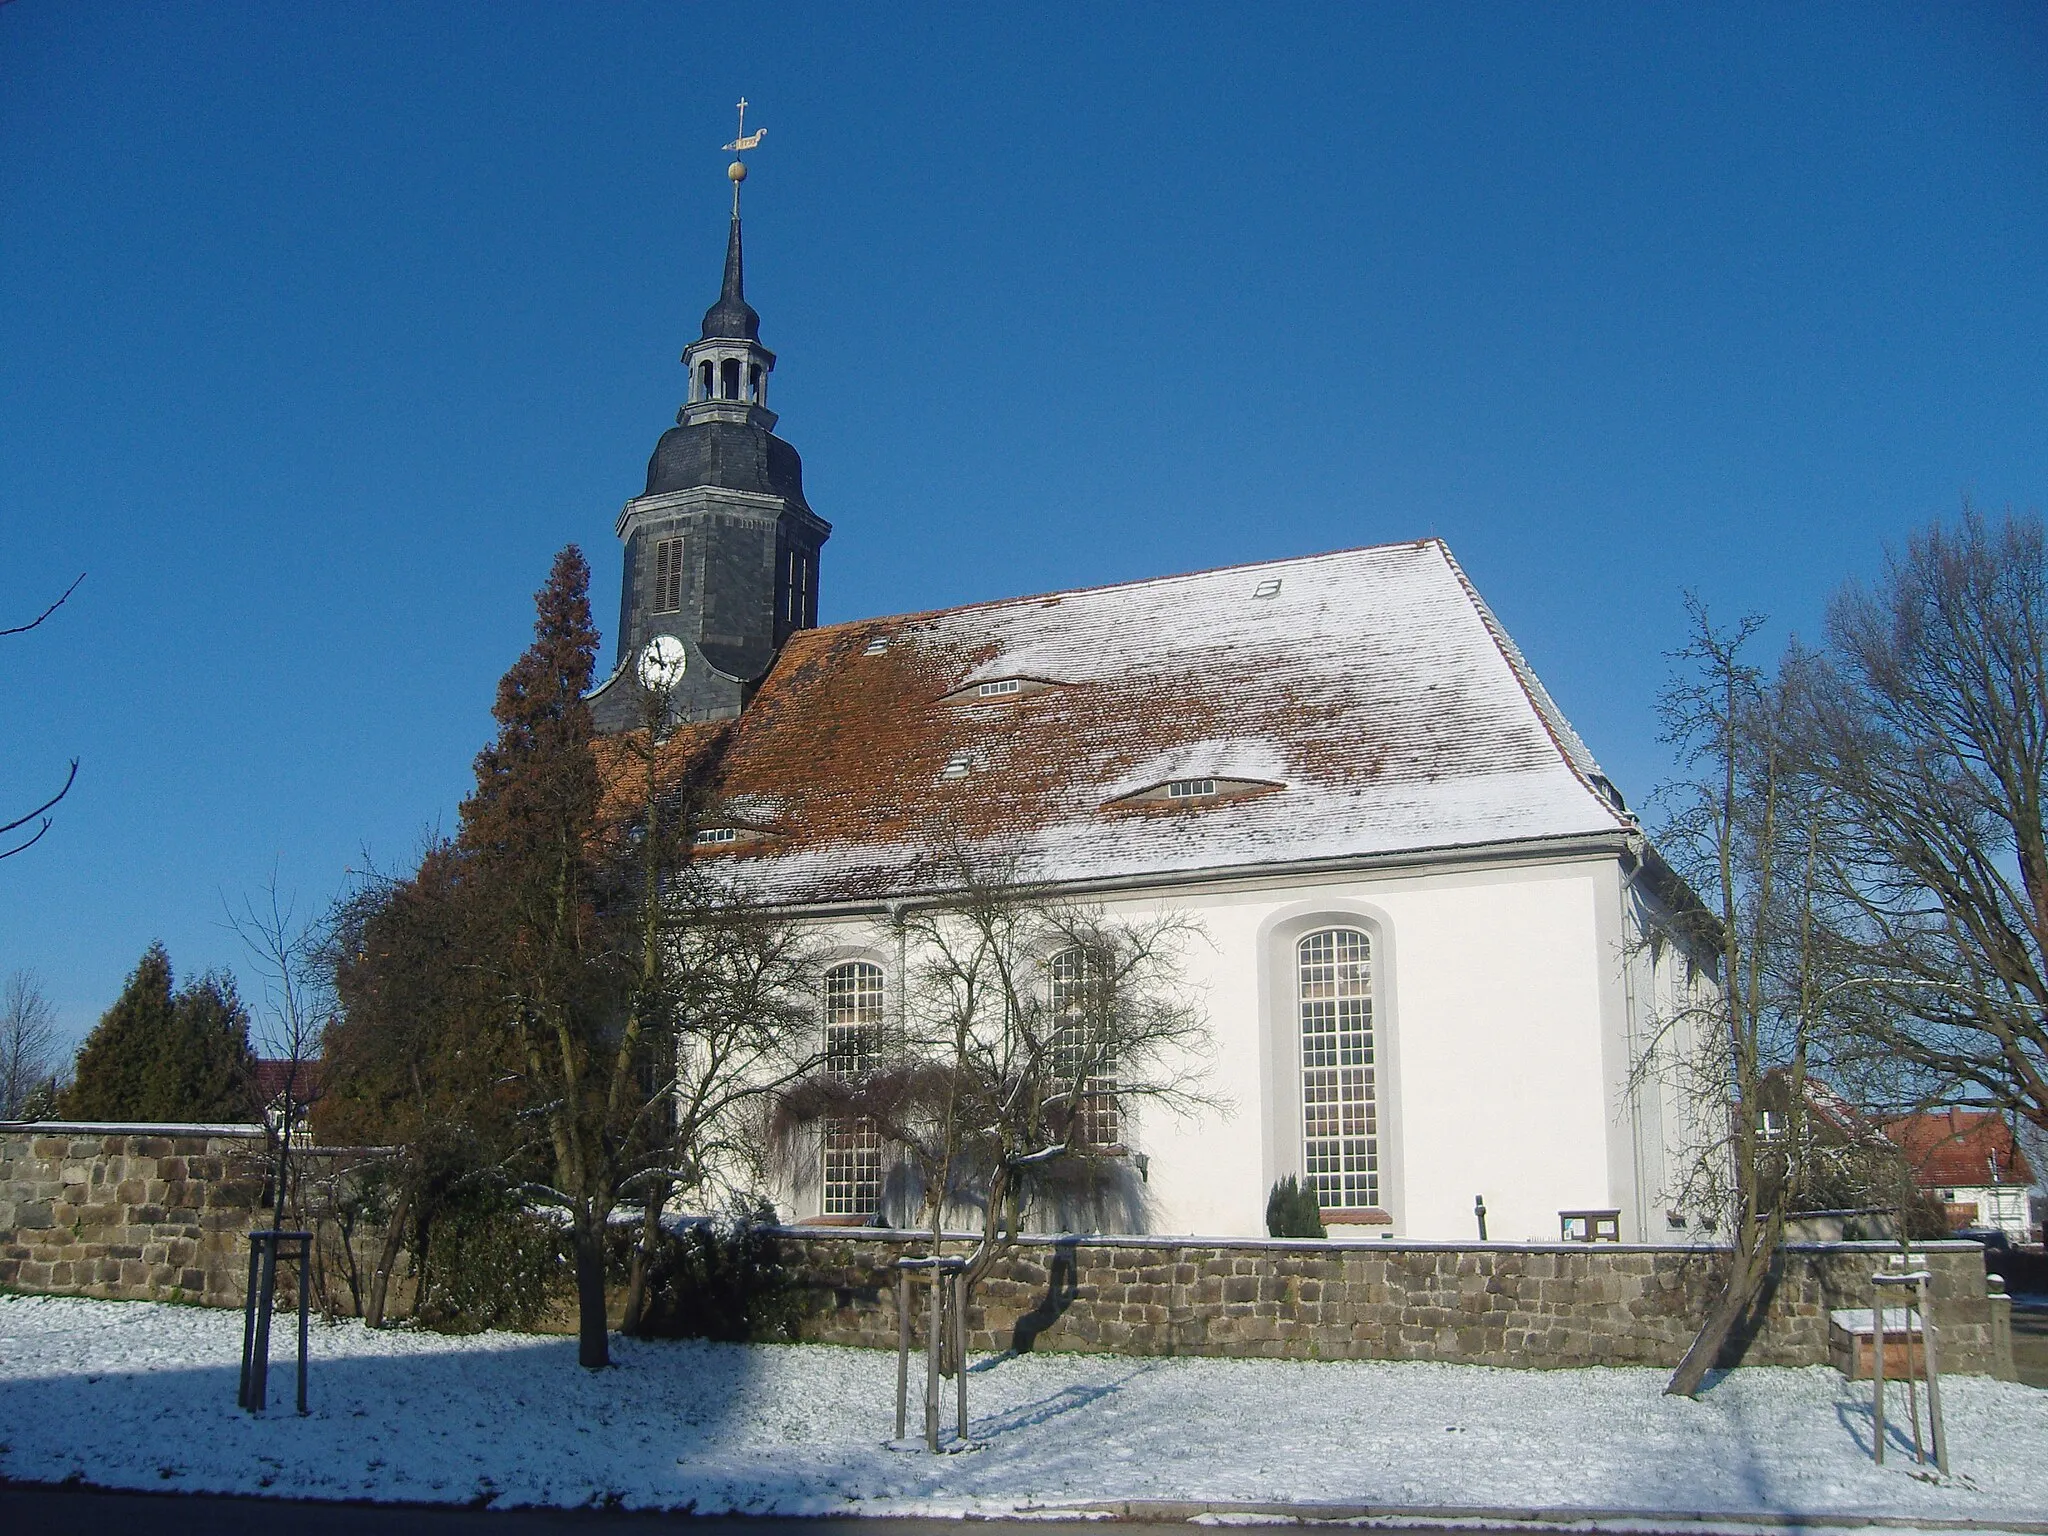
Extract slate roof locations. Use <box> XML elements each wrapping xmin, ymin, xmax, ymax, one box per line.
<box><xmin>1883</xmin><ymin>1107</ymin><xmax>2037</xmax><ymax>1190</ymax></box>
<box><xmin>614</xmin><ymin>539</ymin><xmax>1633</xmax><ymax>907</ymax></box>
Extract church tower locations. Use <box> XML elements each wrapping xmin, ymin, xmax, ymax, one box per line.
<box><xmin>591</xmin><ymin>113</ymin><xmax>830</xmax><ymax>733</ymax></box>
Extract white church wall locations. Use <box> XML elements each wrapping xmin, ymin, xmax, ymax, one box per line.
<box><xmin>770</xmin><ymin>842</ymin><xmax>1674</xmax><ymax>1245</ymax></box>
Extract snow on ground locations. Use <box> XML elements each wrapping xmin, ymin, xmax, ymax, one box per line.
<box><xmin>1</xmin><ymin>1294</ymin><xmax>2043</xmax><ymax>1521</ymax></box>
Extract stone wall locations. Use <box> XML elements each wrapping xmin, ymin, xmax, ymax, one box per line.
<box><xmin>781</xmin><ymin>1230</ymin><xmax>2008</xmax><ymax>1376</ymax></box>
<box><xmin>0</xmin><ymin>1124</ymin><xmax>272</xmax><ymax>1307</ymax></box>
<box><xmin>0</xmin><ymin>1129</ymin><xmax>2006</xmax><ymax>1379</ymax></box>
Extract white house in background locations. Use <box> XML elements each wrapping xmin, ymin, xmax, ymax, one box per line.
<box><xmin>1883</xmin><ymin>1106</ymin><xmax>2038</xmax><ymax>1242</ymax></box>
<box><xmin>587</xmin><ymin>184</ymin><xmax>1718</xmax><ymax>1245</ymax></box>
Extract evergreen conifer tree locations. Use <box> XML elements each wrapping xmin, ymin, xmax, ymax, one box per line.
<box><xmin>64</xmin><ymin>942</ymin><xmax>176</xmax><ymax>1120</ymax></box>
<box><xmin>158</xmin><ymin>972</ymin><xmax>259</xmax><ymax>1122</ymax></box>
<box><xmin>63</xmin><ymin>943</ymin><xmax>259</xmax><ymax>1122</ymax></box>
<box><xmin>456</xmin><ymin>546</ymin><xmax>620</xmax><ymax>1365</ymax></box>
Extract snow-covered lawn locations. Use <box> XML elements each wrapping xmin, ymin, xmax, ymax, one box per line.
<box><xmin>1</xmin><ymin>1295</ymin><xmax>2043</xmax><ymax>1522</ymax></box>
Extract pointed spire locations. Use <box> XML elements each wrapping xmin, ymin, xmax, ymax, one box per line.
<box><xmin>699</xmin><ymin>215</ymin><xmax>761</xmax><ymax>342</ymax></box>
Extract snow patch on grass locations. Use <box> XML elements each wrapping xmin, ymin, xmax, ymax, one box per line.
<box><xmin>0</xmin><ymin>1294</ymin><xmax>2041</xmax><ymax>1520</ymax></box>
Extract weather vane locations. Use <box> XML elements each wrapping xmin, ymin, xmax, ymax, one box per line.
<box><xmin>723</xmin><ymin>97</ymin><xmax>765</xmax><ymax>215</ymax></box>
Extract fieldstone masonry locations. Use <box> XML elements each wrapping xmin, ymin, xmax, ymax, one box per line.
<box><xmin>0</xmin><ymin>1129</ymin><xmax>2009</xmax><ymax>1379</ymax></box>
<box><xmin>780</xmin><ymin>1230</ymin><xmax>2010</xmax><ymax>1377</ymax></box>
<box><xmin>0</xmin><ymin>1124</ymin><xmax>270</xmax><ymax>1307</ymax></box>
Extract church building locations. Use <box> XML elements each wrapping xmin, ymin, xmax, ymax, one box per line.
<box><xmin>587</xmin><ymin>153</ymin><xmax>1717</xmax><ymax>1246</ymax></box>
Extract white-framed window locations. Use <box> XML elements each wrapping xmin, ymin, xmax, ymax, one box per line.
<box><xmin>1166</xmin><ymin>778</ymin><xmax>1217</xmax><ymax>799</ymax></box>
<box><xmin>1298</xmin><ymin>927</ymin><xmax>1378</xmax><ymax>1210</ymax></box>
<box><xmin>977</xmin><ymin>679</ymin><xmax>1021</xmax><ymax>697</ymax></box>
<box><xmin>1049</xmin><ymin>947</ymin><xmax>1119</xmax><ymax>1148</ymax></box>
<box><xmin>821</xmin><ymin>962</ymin><xmax>885</xmax><ymax>1218</ymax></box>
<box><xmin>653</xmin><ymin>537</ymin><xmax>685</xmax><ymax>614</ymax></box>
<box><xmin>694</xmin><ymin>827</ymin><xmax>737</xmax><ymax>846</ymax></box>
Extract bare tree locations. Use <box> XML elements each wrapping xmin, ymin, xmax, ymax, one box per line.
<box><xmin>1651</xmin><ymin>599</ymin><xmax>1838</xmax><ymax>1397</ymax></box>
<box><xmin>227</xmin><ymin>872</ymin><xmax>334</xmax><ymax>1228</ymax></box>
<box><xmin>604</xmin><ymin>679</ymin><xmax>826</xmax><ymax>1336</ymax></box>
<box><xmin>0</xmin><ymin>969</ymin><xmax>62</xmax><ymax>1118</ymax></box>
<box><xmin>2</xmin><ymin>574</ymin><xmax>83</xmax><ymax>860</ymax></box>
<box><xmin>1797</xmin><ymin>505</ymin><xmax>2048</xmax><ymax>1134</ymax></box>
<box><xmin>774</xmin><ymin>847</ymin><xmax>1216</xmax><ymax>1314</ymax></box>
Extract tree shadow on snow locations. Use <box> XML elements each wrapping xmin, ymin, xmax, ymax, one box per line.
<box><xmin>966</xmin><ymin>1369</ymin><xmax>1150</xmax><ymax>1442</ymax></box>
<box><xmin>0</xmin><ymin>1321</ymin><xmax>822</xmax><ymax>1508</ymax></box>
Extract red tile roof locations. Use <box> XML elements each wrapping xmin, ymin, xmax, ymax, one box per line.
<box><xmin>253</xmin><ymin>1058</ymin><xmax>322</xmax><ymax>1105</ymax></box>
<box><xmin>610</xmin><ymin>540</ymin><xmax>1633</xmax><ymax>906</ymax></box>
<box><xmin>1882</xmin><ymin>1107</ymin><xmax>2035</xmax><ymax>1189</ymax></box>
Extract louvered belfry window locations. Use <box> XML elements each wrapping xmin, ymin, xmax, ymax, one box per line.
<box><xmin>652</xmin><ymin>537</ymin><xmax>685</xmax><ymax>614</ymax></box>
<box><xmin>1299</xmin><ymin>928</ymin><xmax>1378</xmax><ymax>1210</ymax></box>
<box><xmin>821</xmin><ymin>962</ymin><xmax>885</xmax><ymax>1218</ymax></box>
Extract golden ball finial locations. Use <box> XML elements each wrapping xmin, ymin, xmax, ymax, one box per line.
<box><xmin>727</xmin><ymin>160</ymin><xmax>748</xmax><ymax>183</ymax></box>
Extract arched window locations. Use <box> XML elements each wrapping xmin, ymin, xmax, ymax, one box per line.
<box><xmin>821</xmin><ymin>962</ymin><xmax>885</xmax><ymax>1217</ymax></box>
<box><xmin>748</xmin><ymin>363</ymin><xmax>763</xmax><ymax>403</ymax></box>
<box><xmin>1050</xmin><ymin>948</ymin><xmax>1119</xmax><ymax>1148</ymax></box>
<box><xmin>720</xmin><ymin>357</ymin><xmax>742</xmax><ymax>399</ymax></box>
<box><xmin>1298</xmin><ymin>928</ymin><xmax>1377</xmax><ymax>1210</ymax></box>
<box><xmin>698</xmin><ymin>360</ymin><xmax>714</xmax><ymax>400</ymax></box>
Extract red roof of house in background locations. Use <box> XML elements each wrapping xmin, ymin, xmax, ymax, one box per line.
<box><xmin>254</xmin><ymin>1058</ymin><xmax>322</xmax><ymax>1105</ymax></box>
<box><xmin>1881</xmin><ymin>1106</ymin><xmax>2035</xmax><ymax>1189</ymax></box>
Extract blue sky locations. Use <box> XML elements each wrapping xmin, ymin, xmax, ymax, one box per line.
<box><xmin>3</xmin><ymin>3</ymin><xmax>2044</xmax><ymax>1051</ymax></box>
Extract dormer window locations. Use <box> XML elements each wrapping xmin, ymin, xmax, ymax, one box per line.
<box><xmin>942</xmin><ymin>676</ymin><xmax>1060</xmax><ymax>704</ymax></box>
<box><xmin>1107</xmin><ymin>775</ymin><xmax>1283</xmax><ymax>809</ymax></box>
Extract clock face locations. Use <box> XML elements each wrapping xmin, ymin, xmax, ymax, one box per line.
<box><xmin>637</xmin><ymin>634</ymin><xmax>688</xmax><ymax>691</ymax></box>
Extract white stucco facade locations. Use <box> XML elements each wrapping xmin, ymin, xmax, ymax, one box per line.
<box><xmin>771</xmin><ymin>834</ymin><xmax>1713</xmax><ymax>1245</ymax></box>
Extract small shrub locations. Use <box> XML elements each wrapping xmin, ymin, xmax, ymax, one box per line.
<box><xmin>1266</xmin><ymin>1175</ymin><xmax>1326</xmax><ymax>1239</ymax></box>
<box><xmin>415</xmin><ymin>1185</ymin><xmax>565</xmax><ymax>1333</ymax></box>
<box><xmin>635</xmin><ymin>1202</ymin><xmax>801</xmax><ymax>1342</ymax></box>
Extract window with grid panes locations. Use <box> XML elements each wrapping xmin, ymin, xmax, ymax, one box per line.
<box><xmin>1049</xmin><ymin>948</ymin><xmax>1119</xmax><ymax>1148</ymax></box>
<box><xmin>821</xmin><ymin>962</ymin><xmax>885</xmax><ymax>1217</ymax></box>
<box><xmin>652</xmin><ymin>537</ymin><xmax>685</xmax><ymax>614</ymax></box>
<box><xmin>1298</xmin><ymin>928</ymin><xmax>1378</xmax><ymax>1209</ymax></box>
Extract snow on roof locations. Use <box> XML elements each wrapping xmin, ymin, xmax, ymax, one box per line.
<box><xmin>652</xmin><ymin>540</ymin><xmax>1631</xmax><ymax>904</ymax></box>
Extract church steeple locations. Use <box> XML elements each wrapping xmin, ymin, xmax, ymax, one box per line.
<box><xmin>588</xmin><ymin>101</ymin><xmax>831</xmax><ymax>735</ymax></box>
<box><xmin>700</xmin><ymin>216</ymin><xmax>760</xmax><ymax>342</ymax></box>
<box><xmin>680</xmin><ymin>220</ymin><xmax>775</xmax><ymax>428</ymax></box>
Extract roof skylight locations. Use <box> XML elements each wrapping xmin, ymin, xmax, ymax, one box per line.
<box><xmin>940</xmin><ymin>750</ymin><xmax>973</xmax><ymax>780</ymax></box>
<box><xmin>863</xmin><ymin>637</ymin><xmax>891</xmax><ymax>656</ymax></box>
<box><xmin>1253</xmin><ymin>578</ymin><xmax>1283</xmax><ymax>599</ymax></box>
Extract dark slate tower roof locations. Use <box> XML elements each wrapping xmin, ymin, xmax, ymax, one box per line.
<box><xmin>640</xmin><ymin>211</ymin><xmax>810</xmax><ymax>509</ymax></box>
<box><xmin>700</xmin><ymin>217</ymin><xmax>761</xmax><ymax>341</ymax></box>
<box><xmin>644</xmin><ymin>417</ymin><xmax>810</xmax><ymax>507</ymax></box>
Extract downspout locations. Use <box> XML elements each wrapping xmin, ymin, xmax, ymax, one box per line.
<box><xmin>1619</xmin><ymin>830</ymin><xmax>1653</xmax><ymax>1243</ymax></box>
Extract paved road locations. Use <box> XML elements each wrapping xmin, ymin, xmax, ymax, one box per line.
<box><xmin>0</xmin><ymin>1483</ymin><xmax>1836</xmax><ymax>1536</ymax></box>
<box><xmin>1</xmin><ymin>1487</ymin><xmax>1185</xmax><ymax>1535</ymax></box>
